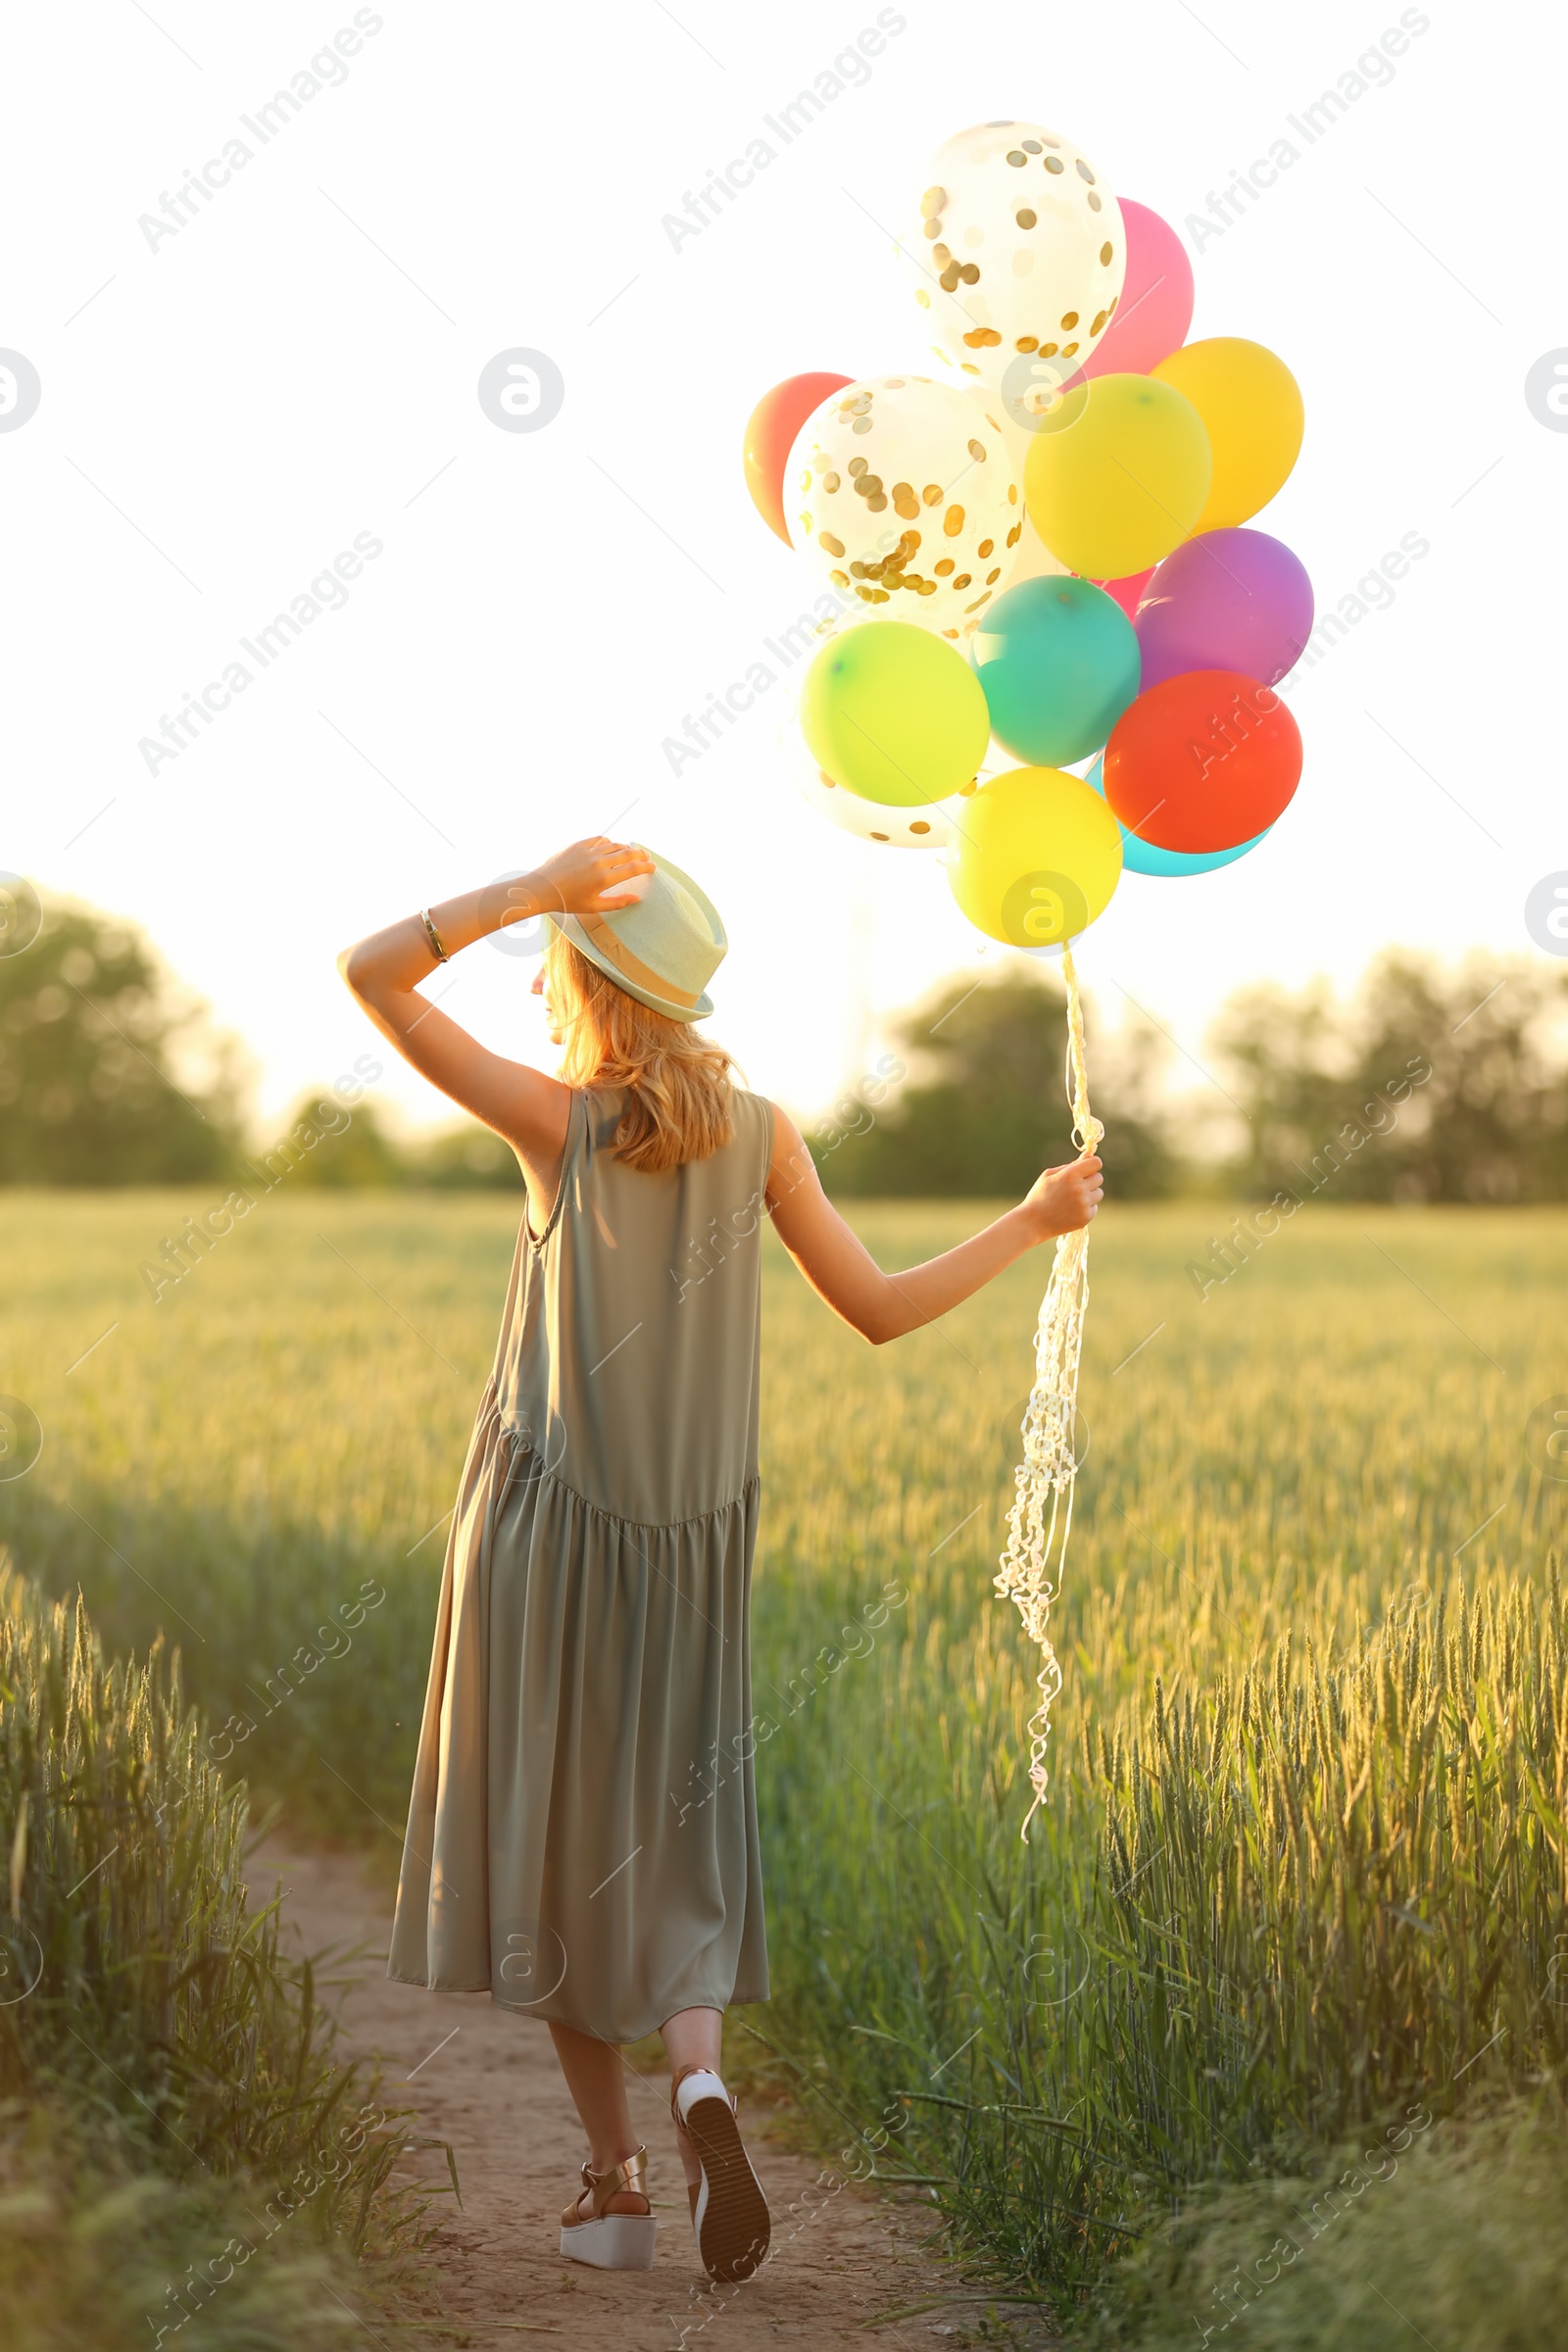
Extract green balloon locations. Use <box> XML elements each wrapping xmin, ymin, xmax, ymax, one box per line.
<box><xmin>972</xmin><ymin>575</ymin><xmax>1142</xmax><ymax>767</ymax></box>
<box><xmin>801</xmin><ymin>621</ymin><xmax>991</xmax><ymax>807</ymax></box>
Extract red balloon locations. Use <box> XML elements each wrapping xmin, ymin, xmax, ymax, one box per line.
<box><xmin>1093</xmin><ymin>565</ymin><xmax>1154</xmax><ymax>621</ymax></box>
<box><xmin>743</xmin><ymin>371</ymin><xmax>854</xmax><ymax>544</ymax></box>
<box><xmin>1102</xmin><ymin>669</ymin><xmax>1302</xmax><ymax>852</ymax></box>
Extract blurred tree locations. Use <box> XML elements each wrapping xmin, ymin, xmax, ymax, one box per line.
<box><xmin>257</xmin><ymin>1103</ymin><xmax>524</xmax><ymax>1189</ymax></box>
<box><xmin>0</xmin><ymin>897</ymin><xmax>244</xmax><ymax>1185</ymax></box>
<box><xmin>409</xmin><ymin>1120</ymin><xmax>524</xmax><ymax>1189</ymax></box>
<box><xmin>270</xmin><ymin>1092</ymin><xmax>408</xmax><ymax>1188</ymax></box>
<box><xmin>1211</xmin><ymin>953</ymin><xmax>1568</xmax><ymax>1201</ymax></box>
<box><xmin>813</xmin><ymin>961</ymin><xmax>1178</xmax><ymax>1199</ymax></box>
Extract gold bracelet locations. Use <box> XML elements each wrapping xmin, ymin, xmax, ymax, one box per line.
<box><xmin>418</xmin><ymin>907</ymin><xmax>449</xmax><ymax>964</ymax></box>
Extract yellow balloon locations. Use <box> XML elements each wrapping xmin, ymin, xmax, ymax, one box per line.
<box><xmin>947</xmin><ymin>766</ymin><xmax>1123</xmax><ymax>947</ymax></box>
<box><xmin>1023</xmin><ymin>374</ymin><xmax>1211</xmax><ymax>580</ymax></box>
<box><xmin>1152</xmin><ymin>337</ymin><xmax>1303</xmax><ymax>529</ymax></box>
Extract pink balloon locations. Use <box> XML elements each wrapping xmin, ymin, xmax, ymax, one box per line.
<box><xmin>1081</xmin><ymin>201</ymin><xmax>1195</xmax><ymax>380</ymax></box>
<box><xmin>1093</xmin><ymin>566</ymin><xmax>1154</xmax><ymax>621</ymax></box>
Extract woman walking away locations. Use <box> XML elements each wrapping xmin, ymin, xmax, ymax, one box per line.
<box><xmin>339</xmin><ymin>838</ymin><xmax>1102</xmax><ymax>2284</ymax></box>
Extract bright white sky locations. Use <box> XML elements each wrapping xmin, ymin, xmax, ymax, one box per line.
<box><xmin>5</xmin><ymin>1</ymin><xmax>1562</xmax><ymax>1136</ymax></box>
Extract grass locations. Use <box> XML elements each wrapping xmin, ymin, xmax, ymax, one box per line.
<box><xmin>0</xmin><ymin>2111</ymin><xmax>403</xmax><ymax>2352</ymax></box>
<box><xmin>2</xmin><ymin>1189</ymin><xmax>1566</xmax><ymax>2331</ymax></box>
<box><xmin>0</xmin><ymin>1560</ymin><xmax>434</xmax><ymax>2347</ymax></box>
<box><xmin>1075</xmin><ymin>2099</ymin><xmax>1568</xmax><ymax>2350</ymax></box>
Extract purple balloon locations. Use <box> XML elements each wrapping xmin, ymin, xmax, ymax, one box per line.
<box><xmin>1134</xmin><ymin>529</ymin><xmax>1314</xmax><ymax>692</ymax></box>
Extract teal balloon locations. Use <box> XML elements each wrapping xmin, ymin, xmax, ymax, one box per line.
<box><xmin>1084</xmin><ymin>755</ymin><xmax>1271</xmax><ymax>875</ymax></box>
<box><xmin>972</xmin><ymin>575</ymin><xmax>1142</xmax><ymax>766</ymax></box>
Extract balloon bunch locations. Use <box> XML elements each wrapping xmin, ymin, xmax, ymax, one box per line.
<box><xmin>742</xmin><ymin>121</ymin><xmax>1313</xmax><ymax>1832</ymax></box>
<box><xmin>741</xmin><ymin>121</ymin><xmax>1312</xmax><ymax>947</ymax></box>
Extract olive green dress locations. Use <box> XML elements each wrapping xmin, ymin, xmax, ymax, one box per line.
<box><xmin>388</xmin><ymin>1084</ymin><xmax>774</xmax><ymax>2041</ymax></box>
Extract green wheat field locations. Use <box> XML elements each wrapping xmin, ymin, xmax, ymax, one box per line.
<box><xmin>3</xmin><ymin>1189</ymin><xmax>1567</xmax><ymax>2344</ymax></box>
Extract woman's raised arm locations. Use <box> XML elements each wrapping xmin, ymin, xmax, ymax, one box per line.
<box><xmin>336</xmin><ymin>836</ymin><xmax>653</xmax><ymax>1163</ymax></box>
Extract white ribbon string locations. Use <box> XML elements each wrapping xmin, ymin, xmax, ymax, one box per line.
<box><xmin>994</xmin><ymin>939</ymin><xmax>1102</xmax><ymax>1839</ymax></box>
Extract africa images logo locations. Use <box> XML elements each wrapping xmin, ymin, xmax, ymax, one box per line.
<box><xmin>1000</xmin><ymin>868</ymin><xmax>1087</xmax><ymax>948</ymax></box>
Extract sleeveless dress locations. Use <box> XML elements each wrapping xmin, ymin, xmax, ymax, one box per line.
<box><xmin>387</xmin><ymin>1083</ymin><xmax>774</xmax><ymax>2042</ymax></box>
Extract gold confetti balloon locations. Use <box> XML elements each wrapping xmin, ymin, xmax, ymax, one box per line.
<box><xmin>786</xmin><ymin>375</ymin><xmax>1020</xmax><ymax>642</ymax></box>
<box><xmin>797</xmin><ymin>759</ymin><xmax>961</xmax><ymax>850</ymax></box>
<box><xmin>778</xmin><ymin>708</ymin><xmax>971</xmax><ymax>849</ymax></box>
<box><xmin>987</xmin><ymin>441</ymin><xmax>1072</xmax><ymax>594</ymax></box>
<box><xmin>909</xmin><ymin>122</ymin><xmax>1126</xmax><ymax>400</ymax></box>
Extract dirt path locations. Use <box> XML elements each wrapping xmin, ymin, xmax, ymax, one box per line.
<box><xmin>251</xmin><ymin>1841</ymin><xmax>1019</xmax><ymax>2352</ymax></box>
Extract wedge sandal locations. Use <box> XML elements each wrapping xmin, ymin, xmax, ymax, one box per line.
<box><xmin>559</xmin><ymin>2144</ymin><xmax>657</xmax><ymax>2271</ymax></box>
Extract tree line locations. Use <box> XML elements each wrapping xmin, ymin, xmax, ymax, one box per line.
<box><xmin>0</xmin><ymin>899</ymin><xmax>518</xmax><ymax>1192</ymax></box>
<box><xmin>5</xmin><ymin>894</ymin><xmax>1567</xmax><ymax>1201</ymax></box>
<box><xmin>820</xmin><ymin>952</ymin><xmax>1568</xmax><ymax>1202</ymax></box>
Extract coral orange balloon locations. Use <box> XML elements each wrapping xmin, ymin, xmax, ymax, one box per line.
<box><xmin>1102</xmin><ymin>669</ymin><xmax>1302</xmax><ymax>853</ymax></box>
<box><xmin>742</xmin><ymin>372</ymin><xmax>853</xmax><ymax>543</ymax></box>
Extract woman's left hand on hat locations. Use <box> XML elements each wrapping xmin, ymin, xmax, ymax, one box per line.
<box><xmin>523</xmin><ymin>838</ymin><xmax>658</xmax><ymax>919</ymax></box>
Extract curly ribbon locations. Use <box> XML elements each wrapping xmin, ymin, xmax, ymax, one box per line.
<box><xmin>994</xmin><ymin>939</ymin><xmax>1102</xmax><ymax>1840</ymax></box>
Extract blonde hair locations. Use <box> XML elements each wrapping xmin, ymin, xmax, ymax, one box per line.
<box><xmin>545</xmin><ymin>928</ymin><xmax>734</xmax><ymax>1174</ymax></box>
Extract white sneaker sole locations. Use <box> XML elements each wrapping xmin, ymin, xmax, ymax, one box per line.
<box><xmin>559</xmin><ymin>2213</ymin><xmax>658</xmax><ymax>2271</ymax></box>
<box><xmin>685</xmin><ymin>2094</ymin><xmax>770</xmax><ymax>2283</ymax></box>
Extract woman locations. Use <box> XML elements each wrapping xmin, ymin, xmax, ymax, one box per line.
<box><xmin>339</xmin><ymin>837</ymin><xmax>1102</xmax><ymax>2285</ymax></box>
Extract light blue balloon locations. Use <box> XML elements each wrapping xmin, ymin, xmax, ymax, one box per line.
<box><xmin>972</xmin><ymin>576</ymin><xmax>1141</xmax><ymax>767</ymax></box>
<box><xmin>1084</xmin><ymin>755</ymin><xmax>1271</xmax><ymax>877</ymax></box>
